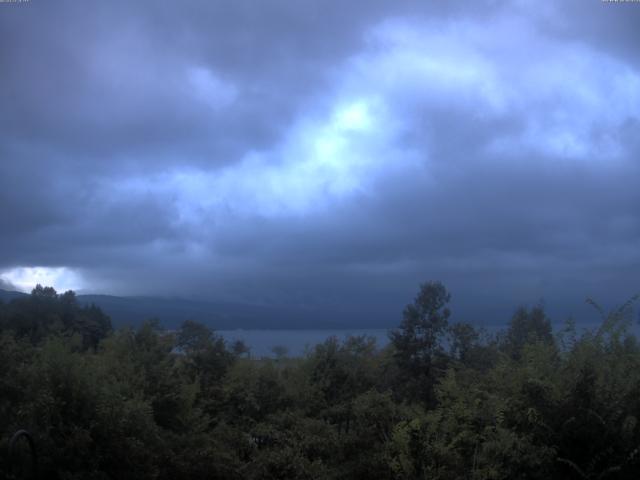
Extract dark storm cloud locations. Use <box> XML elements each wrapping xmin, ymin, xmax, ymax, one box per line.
<box><xmin>1</xmin><ymin>0</ymin><xmax>639</xmax><ymax>325</ymax></box>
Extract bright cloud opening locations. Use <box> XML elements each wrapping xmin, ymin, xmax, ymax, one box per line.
<box><xmin>111</xmin><ymin>95</ymin><xmax>409</xmax><ymax>222</ymax></box>
<box><xmin>334</xmin><ymin>101</ymin><xmax>372</xmax><ymax>131</ymax></box>
<box><xmin>0</xmin><ymin>267</ymin><xmax>85</xmax><ymax>293</ymax></box>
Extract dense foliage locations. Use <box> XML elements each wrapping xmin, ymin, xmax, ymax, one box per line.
<box><xmin>1</xmin><ymin>282</ymin><xmax>639</xmax><ymax>479</ymax></box>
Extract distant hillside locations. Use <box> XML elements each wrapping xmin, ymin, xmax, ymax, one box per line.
<box><xmin>0</xmin><ymin>289</ymin><xmax>383</xmax><ymax>330</ymax></box>
<box><xmin>2</xmin><ymin>288</ymin><xmax>630</xmax><ymax>331</ymax></box>
<box><xmin>0</xmin><ymin>288</ymin><xmax>28</xmax><ymax>303</ymax></box>
<box><xmin>76</xmin><ymin>294</ymin><xmax>352</xmax><ymax>330</ymax></box>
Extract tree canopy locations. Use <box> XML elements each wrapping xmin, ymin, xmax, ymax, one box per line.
<box><xmin>1</xmin><ymin>283</ymin><xmax>639</xmax><ymax>479</ymax></box>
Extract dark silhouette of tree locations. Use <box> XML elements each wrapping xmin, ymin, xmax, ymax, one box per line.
<box><xmin>0</xmin><ymin>284</ymin><xmax>111</xmax><ymax>348</ymax></box>
<box><xmin>503</xmin><ymin>304</ymin><xmax>553</xmax><ymax>359</ymax></box>
<box><xmin>177</xmin><ymin>319</ymin><xmax>235</xmax><ymax>413</ymax></box>
<box><xmin>231</xmin><ymin>339</ymin><xmax>250</xmax><ymax>358</ymax></box>
<box><xmin>389</xmin><ymin>281</ymin><xmax>451</xmax><ymax>404</ymax></box>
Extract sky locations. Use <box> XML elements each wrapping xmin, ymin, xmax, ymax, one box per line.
<box><xmin>1</xmin><ymin>0</ymin><xmax>639</xmax><ymax>326</ymax></box>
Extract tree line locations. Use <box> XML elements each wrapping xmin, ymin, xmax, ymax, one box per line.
<box><xmin>1</xmin><ymin>282</ymin><xmax>639</xmax><ymax>479</ymax></box>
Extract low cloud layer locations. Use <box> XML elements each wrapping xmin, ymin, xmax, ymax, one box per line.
<box><xmin>1</xmin><ymin>0</ymin><xmax>639</xmax><ymax>325</ymax></box>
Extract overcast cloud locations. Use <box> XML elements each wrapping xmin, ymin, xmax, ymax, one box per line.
<box><xmin>1</xmin><ymin>0</ymin><xmax>639</xmax><ymax>325</ymax></box>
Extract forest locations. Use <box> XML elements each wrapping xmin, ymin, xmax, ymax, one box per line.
<box><xmin>1</xmin><ymin>283</ymin><xmax>640</xmax><ymax>479</ymax></box>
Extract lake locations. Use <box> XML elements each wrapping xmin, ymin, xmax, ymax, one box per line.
<box><xmin>218</xmin><ymin>321</ymin><xmax>640</xmax><ymax>358</ymax></box>
<box><xmin>217</xmin><ymin>329</ymin><xmax>390</xmax><ymax>357</ymax></box>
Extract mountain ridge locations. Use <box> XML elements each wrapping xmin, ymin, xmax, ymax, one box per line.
<box><xmin>0</xmin><ymin>288</ymin><xmax>389</xmax><ymax>330</ymax></box>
